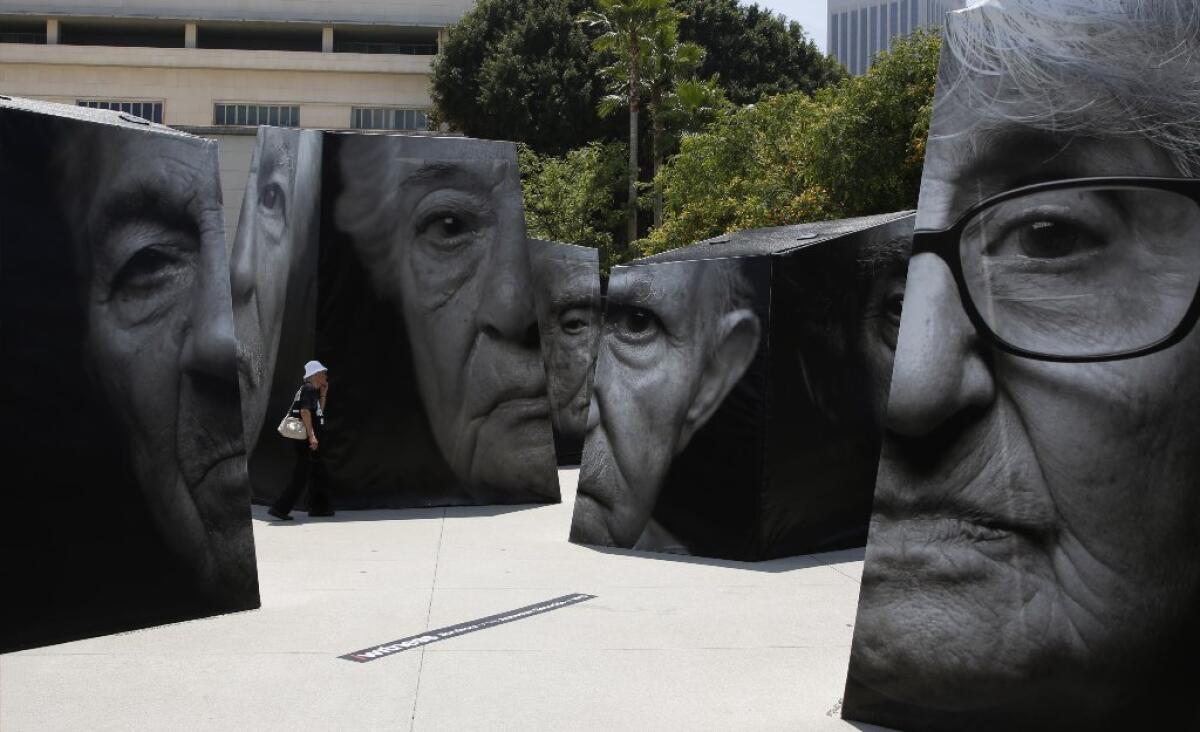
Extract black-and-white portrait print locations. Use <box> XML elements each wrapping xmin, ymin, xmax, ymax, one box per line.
<box><xmin>315</xmin><ymin>133</ymin><xmax>560</xmax><ymax>507</ymax></box>
<box><xmin>0</xmin><ymin>100</ymin><xmax>259</xmax><ymax>652</ymax></box>
<box><xmin>570</xmin><ymin>257</ymin><xmax>767</xmax><ymax>554</ymax></box>
<box><xmin>756</xmin><ymin>218</ymin><xmax>911</xmax><ymax>558</ymax></box>
<box><xmin>528</xmin><ymin>239</ymin><xmax>602</xmax><ymax>466</ymax></box>
<box><xmin>844</xmin><ymin>2</ymin><xmax>1200</xmax><ymax>730</ymax></box>
<box><xmin>569</xmin><ymin>215</ymin><xmax>911</xmax><ymax>561</ymax></box>
<box><xmin>231</xmin><ymin>127</ymin><xmax>322</xmax><ymax>502</ymax></box>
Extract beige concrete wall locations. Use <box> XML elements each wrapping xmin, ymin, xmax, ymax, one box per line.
<box><xmin>0</xmin><ymin>53</ymin><xmax>434</xmax><ymax>127</ymax></box>
<box><xmin>209</xmin><ymin>132</ymin><xmax>255</xmax><ymax>246</ymax></box>
<box><xmin>0</xmin><ymin>43</ymin><xmax>435</xmax><ymax>74</ymax></box>
<box><xmin>0</xmin><ymin>0</ymin><xmax>477</xmax><ymax>26</ymax></box>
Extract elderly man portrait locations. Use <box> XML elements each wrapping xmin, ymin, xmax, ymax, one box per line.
<box><xmin>230</xmin><ymin>127</ymin><xmax>322</xmax><ymax>500</ymax></box>
<box><xmin>1</xmin><ymin>105</ymin><xmax>259</xmax><ymax>650</ymax></box>
<box><xmin>570</xmin><ymin>257</ymin><xmax>763</xmax><ymax>552</ymax></box>
<box><xmin>324</xmin><ymin>134</ymin><xmax>559</xmax><ymax>506</ymax></box>
<box><xmin>757</xmin><ymin>225</ymin><xmax>912</xmax><ymax>556</ymax></box>
<box><xmin>528</xmin><ymin>240</ymin><xmax>602</xmax><ymax>465</ymax></box>
<box><xmin>845</xmin><ymin>1</ymin><xmax>1200</xmax><ymax>729</ymax></box>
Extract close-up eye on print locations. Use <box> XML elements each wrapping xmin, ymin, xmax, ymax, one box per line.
<box><xmin>416</xmin><ymin>209</ymin><xmax>479</xmax><ymax>252</ymax></box>
<box><xmin>608</xmin><ymin>305</ymin><xmax>664</xmax><ymax>346</ymax></box>
<box><xmin>976</xmin><ymin>194</ymin><xmax>1120</xmax><ymax>265</ymax></box>
<box><xmin>878</xmin><ymin>278</ymin><xmax>904</xmax><ymax>351</ymax></box>
<box><xmin>997</xmin><ymin>216</ymin><xmax>1105</xmax><ymax>261</ymax></box>
<box><xmin>258</xmin><ymin>181</ymin><xmax>286</xmax><ymax>218</ymax></box>
<box><xmin>255</xmin><ymin>176</ymin><xmax>288</xmax><ymax>244</ymax></box>
<box><xmin>105</xmin><ymin>224</ymin><xmax>196</xmax><ymax>322</ymax></box>
<box><xmin>559</xmin><ymin>307</ymin><xmax>593</xmax><ymax>337</ymax></box>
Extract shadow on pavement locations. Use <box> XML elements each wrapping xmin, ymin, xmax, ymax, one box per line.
<box><xmin>251</xmin><ymin>501</ymin><xmax>552</xmax><ymax>526</ymax></box>
<box><xmin>576</xmin><ymin>543</ymin><xmax>865</xmax><ymax>574</ymax></box>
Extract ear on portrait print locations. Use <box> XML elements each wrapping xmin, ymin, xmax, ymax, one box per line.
<box><xmin>677</xmin><ymin>309</ymin><xmax>761</xmax><ymax>451</ymax></box>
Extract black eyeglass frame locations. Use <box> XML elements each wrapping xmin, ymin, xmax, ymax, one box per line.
<box><xmin>912</xmin><ymin>176</ymin><xmax>1200</xmax><ymax>363</ymax></box>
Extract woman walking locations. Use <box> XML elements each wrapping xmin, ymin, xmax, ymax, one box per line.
<box><xmin>268</xmin><ymin>360</ymin><xmax>333</xmax><ymax>520</ymax></box>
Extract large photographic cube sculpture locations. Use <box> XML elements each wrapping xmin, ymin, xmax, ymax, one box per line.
<box><xmin>236</xmin><ymin>130</ymin><xmax>560</xmax><ymax>508</ymax></box>
<box><xmin>232</xmin><ymin>127</ymin><xmax>323</xmax><ymax>505</ymax></box>
<box><xmin>843</xmin><ymin>3</ymin><xmax>1200</xmax><ymax>730</ymax></box>
<box><xmin>0</xmin><ymin>97</ymin><xmax>260</xmax><ymax>652</ymax></box>
<box><xmin>570</xmin><ymin>212</ymin><xmax>913</xmax><ymax>560</ymax></box>
<box><xmin>528</xmin><ymin>239</ymin><xmax>602</xmax><ymax>466</ymax></box>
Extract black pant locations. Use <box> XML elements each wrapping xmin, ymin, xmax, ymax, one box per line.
<box><xmin>271</xmin><ymin>439</ymin><xmax>332</xmax><ymax>516</ymax></box>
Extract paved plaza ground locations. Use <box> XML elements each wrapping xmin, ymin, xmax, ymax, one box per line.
<box><xmin>1</xmin><ymin>470</ymin><xmax>889</xmax><ymax>731</ymax></box>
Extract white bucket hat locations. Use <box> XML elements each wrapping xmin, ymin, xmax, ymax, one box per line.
<box><xmin>303</xmin><ymin>360</ymin><xmax>328</xmax><ymax>380</ymax></box>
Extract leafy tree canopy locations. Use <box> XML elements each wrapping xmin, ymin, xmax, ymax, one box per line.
<box><xmin>431</xmin><ymin>0</ymin><xmax>616</xmax><ymax>155</ymax></box>
<box><xmin>676</xmin><ymin>0</ymin><xmax>845</xmax><ymax>105</ymax></box>
<box><xmin>432</xmin><ymin>0</ymin><xmax>843</xmax><ymax>155</ymax></box>
<box><xmin>520</xmin><ymin>142</ymin><xmax>630</xmax><ymax>270</ymax></box>
<box><xmin>641</xmin><ymin>29</ymin><xmax>941</xmax><ymax>254</ymax></box>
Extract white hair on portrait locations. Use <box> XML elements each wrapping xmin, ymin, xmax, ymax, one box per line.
<box><xmin>334</xmin><ymin>135</ymin><xmax>514</xmax><ymax>297</ymax></box>
<box><xmin>943</xmin><ymin>0</ymin><xmax>1200</xmax><ymax>175</ymax></box>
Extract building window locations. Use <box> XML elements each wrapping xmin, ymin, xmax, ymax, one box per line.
<box><xmin>890</xmin><ymin>2</ymin><xmax>900</xmax><ymax>46</ymax></box>
<box><xmin>0</xmin><ymin>31</ymin><xmax>44</xmax><ymax>44</ymax></box>
<box><xmin>849</xmin><ymin>10</ymin><xmax>858</xmax><ymax>75</ymax></box>
<box><xmin>214</xmin><ymin>103</ymin><xmax>299</xmax><ymax>127</ymax></box>
<box><xmin>351</xmin><ymin>107</ymin><xmax>429</xmax><ymax>131</ymax></box>
<box><xmin>831</xmin><ymin>13</ymin><xmax>839</xmax><ymax>60</ymax></box>
<box><xmin>859</xmin><ymin>8</ymin><xmax>869</xmax><ymax>74</ymax></box>
<box><xmin>78</xmin><ymin>99</ymin><xmax>164</xmax><ymax>123</ymax></box>
<box><xmin>869</xmin><ymin>5</ymin><xmax>879</xmax><ymax>65</ymax></box>
<box><xmin>840</xmin><ymin>12</ymin><xmax>849</xmax><ymax>69</ymax></box>
<box><xmin>883</xmin><ymin>3</ymin><xmax>892</xmax><ymax>50</ymax></box>
<box><xmin>334</xmin><ymin>41</ymin><xmax>437</xmax><ymax>55</ymax></box>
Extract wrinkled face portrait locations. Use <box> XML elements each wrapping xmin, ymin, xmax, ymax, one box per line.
<box><xmin>529</xmin><ymin>242</ymin><xmax>601</xmax><ymax>442</ymax></box>
<box><xmin>849</xmin><ymin>4</ymin><xmax>1200</xmax><ymax>726</ymax></box>
<box><xmin>338</xmin><ymin>142</ymin><xmax>557</xmax><ymax>497</ymax></box>
<box><xmin>856</xmin><ymin>239</ymin><xmax>910</xmax><ymax>424</ymax></box>
<box><xmin>62</xmin><ymin>128</ymin><xmax>254</xmax><ymax>598</ymax></box>
<box><xmin>231</xmin><ymin>130</ymin><xmax>298</xmax><ymax>450</ymax></box>
<box><xmin>572</xmin><ymin>260</ymin><xmax>761</xmax><ymax>548</ymax></box>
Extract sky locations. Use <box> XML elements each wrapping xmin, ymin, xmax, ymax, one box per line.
<box><xmin>754</xmin><ymin>0</ymin><xmax>829</xmax><ymax>54</ymax></box>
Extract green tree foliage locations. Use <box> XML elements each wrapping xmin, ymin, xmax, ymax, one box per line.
<box><xmin>581</xmin><ymin>0</ymin><xmax>679</xmax><ymax>245</ymax></box>
<box><xmin>676</xmin><ymin>0</ymin><xmax>845</xmax><ymax>105</ymax></box>
<box><xmin>432</xmin><ymin>0</ymin><xmax>844</xmax><ymax>157</ymax></box>
<box><xmin>641</xmin><ymin>30</ymin><xmax>941</xmax><ymax>255</ymax></box>
<box><xmin>519</xmin><ymin>142</ymin><xmax>630</xmax><ymax>271</ymax></box>
<box><xmin>642</xmin><ymin>22</ymin><xmax>713</xmax><ymax>226</ymax></box>
<box><xmin>804</xmin><ymin>28</ymin><xmax>940</xmax><ymax>217</ymax></box>
<box><xmin>431</xmin><ymin>0</ymin><xmax>614</xmax><ymax>155</ymax></box>
<box><xmin>590</xmin><ymin>2</ymin><xmax>721</xmax><ymax>229</ymax></box>
<box><xmin>640</xmin><ymin>92</ymin><xmax>827</xmax><ymax>253</ymax></box>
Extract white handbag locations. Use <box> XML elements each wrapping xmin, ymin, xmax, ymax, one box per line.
<box><xmin>276</xmin><ymin>388</ymin><xmax>308</xmax><ymax>441</ymax></box>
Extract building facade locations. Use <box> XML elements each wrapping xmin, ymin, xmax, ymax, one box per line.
<box><xmin>828</xmin><ymin>0</ymin><xmax>965</xmax><ymax>75</ymax></box>
<box><xmin>0</xmin><ymin>0</ymin><xmax>476</xmax><ymax>237</ymax></box>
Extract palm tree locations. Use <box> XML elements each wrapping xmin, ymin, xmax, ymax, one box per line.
<box><xmin>644</xmin><ymin>23</ymin><xmax>708</xmax><ymax>227</ymax></box>
<box><xmin>580</xmin><ymin>0</ymin><xmax>675</xmax><ymax>246</ymax></box>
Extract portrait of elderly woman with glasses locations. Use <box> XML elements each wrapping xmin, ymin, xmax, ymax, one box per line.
<box><xmin>844</xmin><ymin>1</ymin><xmax>1200</xmax><ymax>730</ymax></box>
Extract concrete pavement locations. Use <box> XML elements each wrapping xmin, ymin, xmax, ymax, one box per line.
<box><xmin>0</xmin><ymin>470</ymin><xmax>889</xmax><ymax>731</ymax></box>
